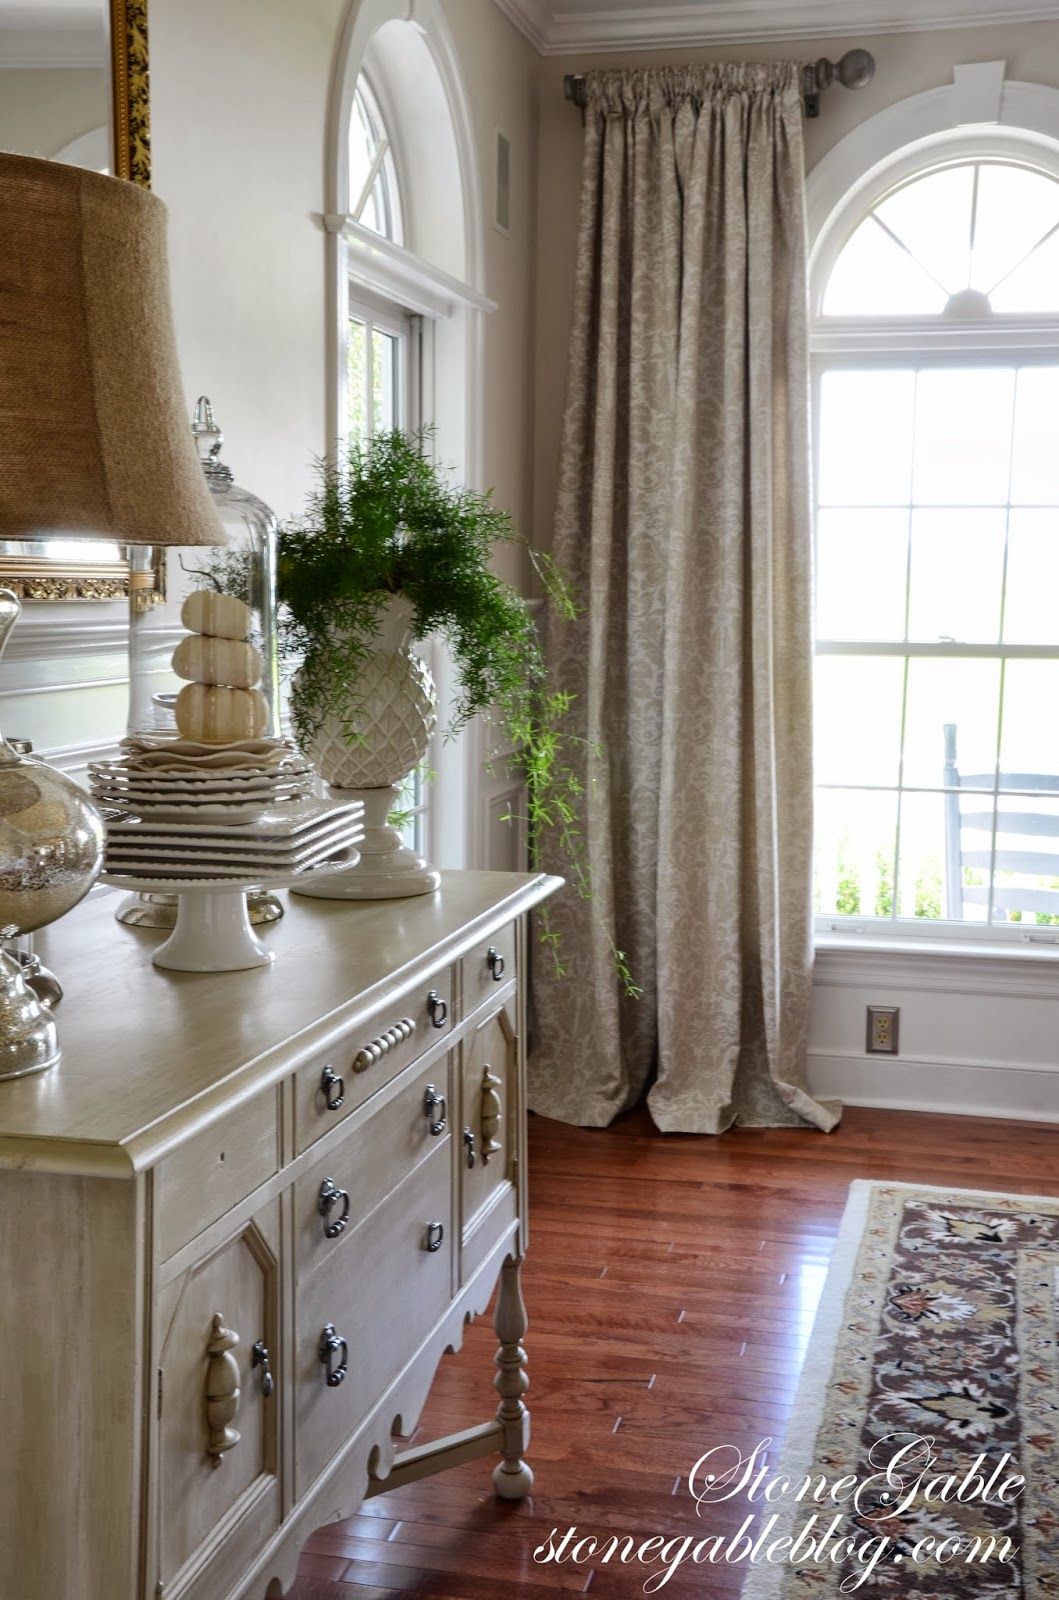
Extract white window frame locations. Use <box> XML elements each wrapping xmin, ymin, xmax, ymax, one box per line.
<box><xmin>810</xmin><ymin>97</ymin><xmax>1059</xmax><ymax>949</ymax></box>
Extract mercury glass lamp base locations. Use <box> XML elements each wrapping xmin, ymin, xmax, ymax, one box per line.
<box><xmin>0</xmin><ymin>950</ymin><xmax>60</xmax><ymax>1079</ymax></box>
<box><xmin>115</xmin><ymin>889</ymin><xmax>284</xmax><ymax>929</ymax></box>
<box><xmin>291</xmin><ymin>786</ymin><xmax>439</xmax><ymax>901</ymax></box>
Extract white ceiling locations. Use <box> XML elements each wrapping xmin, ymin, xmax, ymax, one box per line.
<box><xmin>494</xmin><ymin>0</ymin><xmax>1059</xmax><ymax>52</ymax></box>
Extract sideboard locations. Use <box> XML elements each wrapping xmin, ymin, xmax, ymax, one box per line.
<box><xmin>0</xmin><ymin>869</ymin><xmax>561</xmax><ymax>1600</ymax></box>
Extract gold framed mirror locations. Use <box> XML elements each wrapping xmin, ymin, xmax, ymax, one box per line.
<box><xmin>0</xmin><ymin>0</ymin><xmax>153</xmax><ymax>600</ymax></box>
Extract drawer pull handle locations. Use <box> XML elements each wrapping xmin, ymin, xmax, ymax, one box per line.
<box><xmin>427</xmin><ymin>990</ymin><xmax>448</xmax><ymax>1028</ymax></box>
<box><xmin>318</xmin><ymin>1177</ymin><xmax>351</xmax><ymax>1238</ymax></box>
<box><xmin>487</xmin><ymin>945</ymin><xmax>505</xmax><ymax>981</ymax></box>
<box><xmin>251</xmin><ymin>1340</ymin><xmax>275</xmax><ymax>1399</ymax></box>
<box><xmin>480</xmin><ymin>1066</ymin><xmax>504</xmax><ymax>1164</ymax></box>
<box><xmin>463</xmin><ymin>1127</ymin><xmax>476</xmax><ymax>1168</ymax></box>
<box><xmin>318</xmin><ymin>1323</ymin><xmax>348</xmax><ymax>1388</ymax></box>
<box><xmin>353</xmin><ymin>1016</ymin><xmax>415</xmax><ymax>1073</ymax></box>
<box><xmin>425</xmin><ymin>1220</ymin><xmax>445</xmax><ymax>1253</ymax></box>
<box><xmin>320</xmin><ymin>1064</ymin><xmax>344</xmax><ymax>1111</ymax></box>
<box><xmin>423</xmin><ymin>1084</ymin><xmax>447</xmax><ymax>1136</ymax></box>
<box><xmin>204</xmin><ymin>1314</ymin><xmax>241</xmax><ymax>1465</ymax></box>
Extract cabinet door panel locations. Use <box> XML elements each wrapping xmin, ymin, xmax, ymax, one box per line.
<box><xmin>459</xmin><ymin>996</ymin><xmax>518</xmax><ymax>1277</ymax></box>
<box><xmin>156</xmin><ymin>1204</ymin><xmax>279</xmax><ymax>1591</ymax></box>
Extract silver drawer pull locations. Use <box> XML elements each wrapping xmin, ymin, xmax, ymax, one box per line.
<box><xmin>487</xmin><ymin>945</ymin><xmax>505</xmax><ymax>981</ymax></box>
<box><xmin>423</xmin><ymin>1084</ymin><xmax>447</xmax><ymax>1136</ymax></box>
<box><xmin>463</xmin><ymin>1127</ymin><xmax>476</xmax><ymax>1168</ymax></box>
<box><xmin>319</xmin><ymin>1064</ymin><xmax>344</xmax><ymax>1111</ymax></box>
<box><xmin>318</xmin><ymin>1323</ymin><xmax>348</xmax><ymax>1388</ymax></box>
<box><xmin>352</xmin><ymin>1016</ymin><xmax>415</xmax><ymax>1072</ymax></box>
<box><xmin>427</xmin><ymin>990</ymin><xmax>448</xmax><ymax>1028</ymax></box>
<box><xmin>318</xmin><ymin>1177</ymin><xmax>350</xmax><ymax>1239</ymax></box>
<box><xmin>251</xmin><ymin>1340</ymin><xmax>275</xmax><ymax>1398</ymax></box>
<box><xmin>424</xmin><ymin>1220</ymin><xmax>444</xmax><ymax>1253</ymax></box>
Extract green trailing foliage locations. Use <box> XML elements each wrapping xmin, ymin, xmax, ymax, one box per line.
<box><xmin>266</xmin><ymin>429</ymin><xmax>639</xmax><ymax>997</ymax></box>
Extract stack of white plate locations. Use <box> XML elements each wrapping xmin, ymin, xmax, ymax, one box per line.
<box><xmin>101</xmin><ymin>798</ymin><xmax>365</xmax><ymax>882</ymax></box>
<box><xmin>89</xmin><ymin>737</ymin><xmax>315</xmax><ymax>824</ymax></box>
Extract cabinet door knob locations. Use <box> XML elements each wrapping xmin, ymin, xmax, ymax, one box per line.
<box><xmin>487</xmin><ymin>945</ymin><xmax>505</xmax><ymax>981</ymax></box>
<box><xmin>424</xmin><ymin>1220</ymin><xmax>444</xmax><ymax>1253</ymax></box>
<box><xmin>319</xmin><ymin>1064</ymin><xmax>344</xmax><ymax>1111</ymax></box>
<box><xmin>463</xmin><ymin>1127</ymin><xmax>476</xmax><ymax>1168</ymax></box>
<box><xmin>318</xmin><ymin>1323</ymin><xmax>348</xmax><ymax>1388</ymax></box>
<box><xmin>426</xmin><ymin>990</ymin><xmax>448</xmax><ymax>1028</ymax></box>
<box><xmin>318</xmin><ymin>1177</ymin><xmax>350</xmax><ymax>1238</ymax></box>
<box><xmin>423</xmin><ymin>1084</ymin><xmax>447</xmax><ymax>1136</ymax></box>
<box><xmin>204</xmin><ymin>1314</ymin><xmax>241</xmax><ymax>1465</ymax></box>
<box><xmin>251</xmin><ymin>1340</ymin><xmax>275</xmax><ymax>1398</ymax></box>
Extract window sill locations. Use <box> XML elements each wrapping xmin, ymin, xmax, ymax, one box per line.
<box><xmin>813</xmin><ymin>934</ymin><xmax>1059</xmax><ymax>998</ymax></box>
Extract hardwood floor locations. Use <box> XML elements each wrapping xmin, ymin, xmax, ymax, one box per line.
<box><xmin>293</xmin><ymin>1104</ymin><xmax>1059</xmax><ymax>1598</ymax></box>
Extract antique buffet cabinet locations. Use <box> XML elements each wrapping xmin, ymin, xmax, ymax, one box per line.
<box><xmin>0</xmin><ymin>870</ymin><xmax>559</xmax><ymax>1599</ymax></box>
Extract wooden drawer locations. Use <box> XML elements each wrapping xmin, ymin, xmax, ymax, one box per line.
<box><xmin>155</xmin><ymin>1092</ymin><xmax>279</xmax><ymax>1262</ymax></box>
<box><xmin>460</xmin><ymin>994</ymin><xmax>518</xmax><ymax>1279</ymax></box>
<box><xmin>294</xmin><ymin>1137</ymin><xmax>453</xmax><ymax>1499</ymax></box>
<box><xmin>294</xmin><ymin>971</ymin><xmax>453</xmax><ymax>1156</ymax></box>
<box><xmin>294</xmin><ymin>1054</ymin><xmax>453</xmax><ymax>1283</ymax></box>
<box><xmin>460</xmin><ymin>921</ymin><xmax>516</xmax><ymax>1019</ymax></box>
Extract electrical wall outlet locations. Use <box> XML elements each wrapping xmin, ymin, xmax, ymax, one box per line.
<box><xmin>866</xmin><ymin>1005</ymin><xmax>899</xmax><ymax>1054</ymax></box>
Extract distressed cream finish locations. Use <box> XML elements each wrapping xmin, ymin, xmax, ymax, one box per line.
<box><xmin>0</xmin><ymin>869</ymin><xmax>559</xmax><ymax>1600</ymax></box>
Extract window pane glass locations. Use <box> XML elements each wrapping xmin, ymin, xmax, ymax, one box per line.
<box><xmin>347</xmin><ymin>317</ymin><xmax>368</xmax><ymax>444</ymax></box>
<box><xmin>874</xmin><ymin>165</ymin><xmax>973</xmax><ymax>298</ymax></box>
<box><xmin>1001</xmin><ymin>661</ymin><xmax>1059</xmax><ymax>778</ymax></box>
<box><xmin>906</xmin><ymin>509</ymin><xmax>1005</xmax><ymax>643</ymax></box>
<box><xmin>1003</xmin><ymin>510</ymin><xmax>1059</xmax><ymax>645</ymax></box>
<box><xmin>902</xmin><ymin>658</ymin><xmax>1000</xmax><ymax>790</ymax></box>
<box><xmin>912</xmin><ymin>368</ymin><xmax>1015</xmax><ymax>505</ymax></box>
<box><xmin>991</xmin><ymin>223</ymin><xmax>1059</xmax><ymax>314</ymax></box>
<box><xmin>818</xmin><ymin>370</ymin><xmax>915</xmax><ymax>506</ymax></box>
<box><xmin>815</xmin><ymin>510</ymin><xmax>909</xmax><ymax>642</ymax></box>
<box><xmin>814</xmin><ymin>788</ymin><xmax>898</xmax><ymax>919</ymax></box>
<box><xmin>348</xmin><ymin>79</ymin><xmax>399</xmax><ymax>242</ymax></box>
<box><xmin>1010</xmin><ymin>368</ymin><xmax>1059</xmax><ymax>504</ymax></box>
<box><xmin>815</xmin><ymin>657</ymin><xmax>904</xmax><ymax>787</ymax></box>
<box><xmin>372</xmin><ymin>329</ymin><xmax>399</xmax><ymax>433</ymax></box>
<box><xmin>990</xmin><ymin>795</ymin><xmax>1059</xmax><ymax>926</ymax></box>
<box><xmin>896</xmin><ymin>791</ymin><xmax>947</xmax><ymax>920</ymax></box>
<box><xmin>972</xmin><ymin>163</ymin><xmax>1059</xmax><ymax>297</ymax></box>
<box><xmin>823</xmin><ymin>216</ymin><xmax>948</xmax><ymax>316</ymax></box>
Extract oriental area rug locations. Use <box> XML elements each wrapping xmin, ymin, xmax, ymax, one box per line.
<box><xmin>736</xmin><ymin>1180</ymin><xmax>1059</xmax><ymax>1600</ymax></box>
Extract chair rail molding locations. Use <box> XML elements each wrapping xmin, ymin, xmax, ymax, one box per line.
<box><xmin>493</xmin><ymin>0</ymin><xmax>1059</xmax><ymax>53</ymax></box>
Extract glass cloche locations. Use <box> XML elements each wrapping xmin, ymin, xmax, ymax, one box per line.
<box><xmin>126</xmin><ymin>397</ymin><xmax>280</xmax><ymax>740</ymax></box>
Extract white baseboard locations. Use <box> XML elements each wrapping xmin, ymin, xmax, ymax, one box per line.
<box><xmin>809</xmin><ymin>1049</ymin><xmax>1059</xmax><ymax>1124</ymax></box>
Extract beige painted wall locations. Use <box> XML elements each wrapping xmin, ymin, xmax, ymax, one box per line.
<box><xmin>0</xmin><ymin>68</ymin><xmax>108</xmax><ymax>161</ymax></box>
<box><xmin>150</xmin><ymin>0</ymin><xmax>538</xmax><ymax>579</ymax></box>
<box><xmin>531</xmin><ymin>18</ymin><xmax>1059</xmax><ymax>550</ymax></box>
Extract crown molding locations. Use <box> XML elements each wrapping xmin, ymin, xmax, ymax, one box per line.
<box><xmin>494</xmin><ymin>0</ymin><xmax>1059</xmax><ymax>54</ymax></box>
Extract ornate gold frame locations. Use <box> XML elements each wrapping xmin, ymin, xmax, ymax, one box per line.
<box><xmin>0</xmin><ymin>1</ymin><xmax>156</xmax><ymax>602</ymax></box>
<box><xmin>111</xmin><ymin>0</ymin><xmax>151</xmax><ymax>190</ymax></box>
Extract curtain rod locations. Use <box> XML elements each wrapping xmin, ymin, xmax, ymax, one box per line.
<box><xmin>562</xmin><ymin>50</ymin><xmax>875</xmax><ymax>119</ymax></box>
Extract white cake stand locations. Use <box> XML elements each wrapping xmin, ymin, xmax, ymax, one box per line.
<box><xmin>102</xmin><ymin>849</ymin><xmax>360</xmax><ymax>972</ymax></box>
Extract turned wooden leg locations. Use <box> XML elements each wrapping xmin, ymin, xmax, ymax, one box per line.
<box><xmin>492</xmin><ymin>1251</ymin><xmax>532</xmax><ymax>1498</ymax></box>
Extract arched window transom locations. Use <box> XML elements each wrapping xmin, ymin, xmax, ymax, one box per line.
<box><xmin>823</xmin><ymin>159</ymin><xmax>1059</xmax><ymax>318</ymax></box>
<box><xmin>348</xmin><ymin>77</ymin><xmax>403</xmax><ymax>244</ymax></box>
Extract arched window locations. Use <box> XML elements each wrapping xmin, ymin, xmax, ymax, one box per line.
<box><xmin>327</xmin><ymin>0</ymin><xmax>493</xmax><ymax>872</ymax></box>
<box><xmin>348</xmin><ymin>78</ymin><xmax>402</xmax><ymax>244</ymax></box>
<box><xmin>812</xmin><ymin>142</ymin><xmax>1059</xmax><ymax>939</ymax></box>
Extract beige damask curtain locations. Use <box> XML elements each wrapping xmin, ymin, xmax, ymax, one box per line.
<box><xmin>529</xmin><ymin>64</ymin><xmax>839</xmax><ymax>1135</ymax></box>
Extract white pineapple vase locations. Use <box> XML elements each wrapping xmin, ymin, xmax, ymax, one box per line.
<box><xmin>292</xmin><ymin>594</ymin><xmax>440</xmax><ymax>899</ymax></box>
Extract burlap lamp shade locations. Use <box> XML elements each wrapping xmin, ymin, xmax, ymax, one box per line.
<box><xmin>0</xmin><ymin>152</ymin><xmax>225</xmax><ymax>546</ymax></box>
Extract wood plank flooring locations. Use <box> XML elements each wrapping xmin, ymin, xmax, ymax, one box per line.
<box><xmin>293</xmin><ymin>1104</ymin><xmax>1059</xmax><ymax>1598</ymax></box>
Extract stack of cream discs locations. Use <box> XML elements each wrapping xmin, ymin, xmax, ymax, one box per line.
<box><xmin>173</xmin><ymin>590</ymin><xmax>269</xmax><ymax>744</ymax></box>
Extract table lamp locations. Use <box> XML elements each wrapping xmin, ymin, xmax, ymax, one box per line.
<box><xmin>0</xmin><ymin>152</ymin><xmax>227</xmax><ymax>1075</ymax></box>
